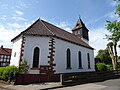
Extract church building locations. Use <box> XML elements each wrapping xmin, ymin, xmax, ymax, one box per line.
<box><xmin>10</xmin><ymin>18</ymin><xmax>95</xmax><ymax>74</ymax></box>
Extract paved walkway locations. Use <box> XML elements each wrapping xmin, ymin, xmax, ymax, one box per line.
<box><xmin>1</xmin><ymin>82</ymin><xmax>62</xmax><ymax>90</ymax></box>
<box><xmin>1</xmin><ymin>78</ymin><xmax>120</xmax><ymax>90</ymax></box>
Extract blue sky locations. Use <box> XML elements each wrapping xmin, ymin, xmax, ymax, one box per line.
<box><xmin>0</xmin><ymin>0</ymin><xmax>119</xmax><ymax>55</ymax></box>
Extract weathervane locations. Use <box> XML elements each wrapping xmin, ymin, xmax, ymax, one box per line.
<box><xmin>79</xmin><ymin>14</ymin><xmax>81</xmax><ymax>19</ymax></box>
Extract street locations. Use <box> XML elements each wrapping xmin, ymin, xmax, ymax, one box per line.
<box><xmin>1</xmin><ymin>78</ymin><xmax>120</xmax><ymax>90</ymax></box>
<box><xmin>52</xmin><ymin>78</ymin><xmax>120</xmax><ymax>90</ymax></box>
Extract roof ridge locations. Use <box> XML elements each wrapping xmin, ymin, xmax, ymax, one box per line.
<box><xmin>40</xmin><ymin>19</ymin><xmax>55</xmax><ymax>36</ymax></box>
<box><xmin>41</xmin><ymin>19</ymin><xmax>75</xmax><ymax>36</ymax></box>
<box><xmin>22</xmin><ymin>18</ymin><xmax>40</xmax><ymax>34</ymax></box>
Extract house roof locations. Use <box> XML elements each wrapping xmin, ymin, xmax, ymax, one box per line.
<box><xmin>11</xmin><ymin>18</ymin><xmax>94</xmax><ymax>50</ymax></box>
<box><xmin>0</xmin><ymin>45</ymin><xmax>12</xmax><ymax>55</ymax></box>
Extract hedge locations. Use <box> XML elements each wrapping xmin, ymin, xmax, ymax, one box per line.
<box><xmin>0</xmin><ymin>66</ymin><xmax>19</xmax><ymax>81</ymax></box>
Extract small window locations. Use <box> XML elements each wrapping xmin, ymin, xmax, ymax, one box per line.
<box><xmin>4</xmin><ymin>55</ymin><xmax>6</xmax><ymax>59</ymax></box>
<box><xmin>4</xmin><ymin>58</ymin><xmax>6</xmax><ymax>62</ymax></box>
<box><xmin>14</xmin><ymin>52</ymin><xmax>16</xmax><ymax>57</ymax></box>
<box><xmin>0</xmin><ymin>55</ymin><xmax>3</xmax><ymax>58</ymax></box>
<box><xmin>66</xmin><ymin>48</ymin><xmax>71</xmax><ymax>69</ymax></box>
<box><xmin>0</xmin><ymin>58</ymin><xmax>3</xmax><ymax>61</ymax></box>
<box><xmin>87</xmin><ymin>53</ymin><xmax>90</xmax><ymax>69</ymax></box>
<box><xmin>7</xmin><ymin>59</ymin><xmax>9</xmax><ymax>62</ymax></box>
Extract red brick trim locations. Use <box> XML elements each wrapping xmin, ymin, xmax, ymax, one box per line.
<box><xmin>47</xmin><ymin>37</ymin><xmax>56</xmax><ymax>74</ymax></box>
<box><xmin>19</xmin><ymin>35</ymin><xmax>26</xmax><ymax>66</ymax></box>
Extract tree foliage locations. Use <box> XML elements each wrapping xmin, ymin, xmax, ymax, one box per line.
<box><xmin>116</xmin><ymin>2</ymin><xmax>120</xmax><ymax>15</ymax></box>
<box><xmin>106</xmin><ymin>0</ymin><xmax>120</xmax><ymax>42</ymax></box>
<box><xmin>96</xmin><ymin>48</ymin><xmax>111</xmax><ymax>64</ymax></box>
<box><xmin>105</xmin><ymin>0</ymin><xmax>120</xmax><ymax>70</ymax></box>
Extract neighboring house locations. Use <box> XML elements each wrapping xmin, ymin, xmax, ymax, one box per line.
<box><xmin>0</xmin><ymin>45</ymin><xmax>12</xmax><ymax>67</ymax></box>
<box><xmin>10</xmin><ymin>18</ymin><xmax>95</xmax><ymax>74</ymax></box>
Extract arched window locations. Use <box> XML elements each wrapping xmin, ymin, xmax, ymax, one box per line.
<box><xmin>66</xmin><ymin>48</ymin><xmax>71</xmax><ymax>69</ymax></box>
<box><xmin>33</xmin><ymin>47</ymin><xmax>40</xmax><ymax>68</ymax></box>
<box><xmin>87</xmin><ymin>53</ymin><xmax>90</xmax><ymax>69</ymax></box>
<box><xmin>78</xmin><ymin>51</ymin><xmax>82</xmax><ymax>68</ymax></box>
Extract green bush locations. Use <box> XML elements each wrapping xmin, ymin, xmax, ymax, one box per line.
<box><xmin>106</xmin><ymin>64</ymin><xmax>113</xmax><ymax>71</ymax></box>
<box><xmin>96</xmin><ymin>63</ymin><xmax>107</xmax><ymax>71</ymax></box>
<box><xmin>0</xmin><ymin>67</ymin><xmax>5</xmax><ymax>79</ymax></box>
<box><xmin>19</xmin><ymin>60</ymin><xmax>29</xmax><ymax>74</ymax></box>
<box><xmin>0</xmin><ymin>60</ymin><xmax>29</xmax><ymax>82</ymax></box>
<box><xmin>2</xmin><ymin>66</ymin><xmax>19</xmax><ymax>81</ymax></box>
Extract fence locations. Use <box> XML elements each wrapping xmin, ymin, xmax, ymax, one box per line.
<box><xmin>15</xmin><ymin>74</ymin><xmax>60</xmax><ymax>85</ymax></box>
<box><xmin>60</xmin><ymin>70</ymin><xmax>120</xmax><ymax>85</ymax></box>
<box><xmin>15</xmin><ymin>70</ymin><xmax>120</xmax><ymax>85</ymax></box>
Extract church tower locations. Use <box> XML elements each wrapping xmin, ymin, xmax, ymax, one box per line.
<box><xmin>72</xmin><ymin>17</ymin><xmax>89</xmax><ymax>44</ymax></box>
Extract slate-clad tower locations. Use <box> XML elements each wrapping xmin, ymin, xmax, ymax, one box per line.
<box><xmin>72</xmin><ymin>18</ymin><xmax>89</xmax><ymax>44</ymax></box>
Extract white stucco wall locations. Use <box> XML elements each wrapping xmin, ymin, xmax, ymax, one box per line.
<box><xmin>54</xmin><ymin>38</ymin><xmax>95</xmax><ymax>74</ymax></box>
<box><xmin>10</xmin><ymin>36</ymin><xmax>22</xmax><ymax>67</ymax></box>
<box><xmin>10</xmin><ymin>35</ymin><xmax>95</xmax><ymax>74</ymax></box>
<box><xmin>23</xmin><ymin>35</ymin><xmax>50</xmax><ymax>74</ymax></box>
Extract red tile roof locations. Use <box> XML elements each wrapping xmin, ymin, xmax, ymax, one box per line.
<box><xmin>12</xmin><ymin>19</ymin><xmax>94</xmax><ymax>50</ymax></box>
<box><xmin>0</xmin><ymin>46</ymin><xmax>12</xmax><ymax>55</ymax></box>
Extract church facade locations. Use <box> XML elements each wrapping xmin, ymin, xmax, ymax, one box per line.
<box><xmin>10</xmin><ymin>18</ymin><xmax>95</xmax><ymax>74</ymax></box>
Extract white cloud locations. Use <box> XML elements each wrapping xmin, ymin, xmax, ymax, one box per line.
<box><xmin>56</xmin><ymin>21</ymin><xmax>71</xmax><ymax>32</ymax></box>
<box><xmin>110</xmin><ymin>0</ymin><xmax>118</xmax><ymax>7</ymax></box>
<box><xmin>108</xmin><ymin>11</ymin><xmax>118</xmax><ymax>19</ymax></box>
<box><xmin>15</xmin><ymin>10</ymin><xmax>23</xmax><ymax>16</ymax></box>
<box><xmin>0</xmin><ymin>22</ymin><xmax>31</xmax><ymax>48</ymax></box>
<box><xmin>0</xmin><ymin>25</ymin><xmax>17</xmax><ymax>48</ymax></box>
<box><xmin>87</xmin><ymin>11</ymin><xmax>119</xmax><ymax>25</ymax></box>
<box><xmin>7</xmin><ymin>23</ymin><xmax>22</xmax><ymax>28</ymax></box>
<box><xmin>1</xmin><ymin>4</ymin><xmax>9</xmax><ymax>9</ymax></box>
<box><xmin>0</xmin><ymin>17</ymin><xmax>6</xmax><ymax>20</ymax></box>
<box><xmin>18</xmin><ymin>0</ymin><xmax>29</xmax><ymax>8</ymax></box>
<box><xmin>89</xmin><ymin>27</ymin><xmax>110</xmax><ymax>56</ymax></box>
<box><xmin>87</xmin><ymin>13</ymin><xmax>110</xmax><ymax>25</ymax></box>
<box><xmin>12</xmin><ymin>16</ymin><xmax>27</xmax><ymax>21</ymax></box>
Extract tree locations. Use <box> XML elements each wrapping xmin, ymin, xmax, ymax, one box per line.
<box><xmin>19</xmin><ymin>59</ymin><xmax>29</xmax><ymax>74</ymax></box>
<box><xmin>96</xmin><ymin>48</ymin><xmax>111</xmax><ymax>64</ymax></box>
<box><xmin>107</xmin><ymin>42</ymin><xmax>117</xmax><ymax>70</ymax></box>
<box><xmin>106</xmin><ymin>0</ymin><xmax>120</xmax><ymax>70</ymax></box>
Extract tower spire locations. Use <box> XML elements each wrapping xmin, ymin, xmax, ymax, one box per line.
<box><xmin>72</xmin><ymin>17</ymin><xmax>89</xmax><ymax>44</ymax></box>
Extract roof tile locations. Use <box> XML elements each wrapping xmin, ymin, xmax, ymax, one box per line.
<box><xmin>0</xmin><ymin>47</ymin><xmax>12</xmax><ymax>55</ymax></box>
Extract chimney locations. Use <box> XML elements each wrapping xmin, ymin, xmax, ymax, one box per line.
<box><xmin>1</xmin><ymin>45</ymin><xmax>3</xmax><ymax>48</ymax></box>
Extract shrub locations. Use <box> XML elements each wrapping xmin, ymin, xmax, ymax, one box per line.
<box><xmin>2</xmin><ymin>66</ymin><xmax>11</xmax><ymax>80</ymax></box>
<box><xmin>0</xmin><ymin>67</ymin><xmax>5</xmax><ymax>79</ymax></box>
<box><xmin>96</xmin><ymin>63</ymin><xmax>107</xmax><ymax>71</ymax></box>
<box><xmin>19</xmin><ymin>60</ymin><xmax>29</xmax><ymax>74</ymax></box>
<box><xmin>106</xmin><ymin>64</ymin><xmax>113</xmax><ymax>71</ymax></box>
<box><xmin>2</xmin><ymin>66</ymin><xmax>19</xmax><ymax>81</ymax></box>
